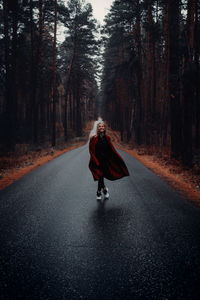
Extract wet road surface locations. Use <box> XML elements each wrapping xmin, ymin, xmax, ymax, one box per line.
<box><xmin>0</xmin><ymin>137</ymin><xmax>200</xmax><ymax>299</ymax></box>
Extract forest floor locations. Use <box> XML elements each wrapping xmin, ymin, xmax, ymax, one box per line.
<box><xmin>105</xmin><ymin>122</ymin><xmax>200</xmax><ymax>207</ymax></box>
<box><xmin>0</xmin><ymin>121</ymin><xmax>94</xmax><ymax>191</ymax></box>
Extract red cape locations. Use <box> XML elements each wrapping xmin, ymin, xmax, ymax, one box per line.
<box><xmin>88</xmin><ymin>134</ymin><xmax>130</xmax><ymax>181</ymax></box>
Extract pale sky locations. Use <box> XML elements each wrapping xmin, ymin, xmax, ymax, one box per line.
<box><xmin>87</xmin><ymin>0</ymin><xmax>114</xmax><ymax>24</ymax></box>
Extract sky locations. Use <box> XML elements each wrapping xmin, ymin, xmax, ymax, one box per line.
<box><xmin>87</xmin><ymin>0</ymin><xmax>114</xmax><ymax>24</ymax></box>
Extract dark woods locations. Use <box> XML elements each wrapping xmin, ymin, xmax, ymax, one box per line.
<box><xmin>0</xmin><ymin>0</ymin><xmax>98</xmax><ymax>151</ymax></box>
<box><xmin>1</xmin><ymin>0</ymin><xmax>200</xmax><ymax>169</ymax></box>
<box><xmin>101</xmin><ymin>0</ymin><xmax>200</xmax><ymax>168</ymax></box>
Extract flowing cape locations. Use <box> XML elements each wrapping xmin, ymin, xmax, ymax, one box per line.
<box><xmin>88</xmin><ymin>135</ymin><xmax>130</xmax><ymax>181</ymax></box>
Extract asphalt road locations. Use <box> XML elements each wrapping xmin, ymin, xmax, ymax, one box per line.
<box><xmin>0</xmin><ymin>134</ymin><xmax>200</xmax><ymax>299</ymax></box>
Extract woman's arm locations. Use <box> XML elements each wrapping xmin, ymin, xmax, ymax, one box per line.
<box><xmin>89</xmin><ymin>136</ymin><xmax>100</xmax><ymax>166</ymax></box>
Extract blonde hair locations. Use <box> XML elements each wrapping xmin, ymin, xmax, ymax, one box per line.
<box><xmin>96</xmin><ymin>122</ymin><xmax>106</xmax><ymax>136</ymax></box>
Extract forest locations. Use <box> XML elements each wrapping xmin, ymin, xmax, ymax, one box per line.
<box><xmin>0</xmin><ymin>0</ymin><xmax>99</xmax><ymax>150</ymax></box>
<box><xmin>0</xmin><ymin>0</ymin><xmax>200</xmax><ymax>169</ymax></box>
<box><xmin>101</xmin><ymin>0</ymin><xmax>200</xmax><ymax>168</ymax></box>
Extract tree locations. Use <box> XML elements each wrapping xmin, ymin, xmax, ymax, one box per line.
<box><xmin>0</xmin><ymin>0</ymin><xmax>99</xmax><ymax>151</ymax></box>
<box><xmin>52</xmin><ymin>0</ymin><xmax>57</xmax><ymax>146</ymax></box>
<box><xmin>182</xmin><ymin>0</ymin><xmax>196</xmax><ymax>166</ymax></box>
<box><xmin>58</xmin><ymin>0</ymin><xmax>99</xmax><ymax>137</ymax></box>
<box><xmin>101</xmin><ymin>0</ymin><xmax>200</xmax><ymax>167</ymax></box>
<box><xmin>101</xmin><ymin>0</ymin><xmax>136</xmax><ymax>141</ymax></box>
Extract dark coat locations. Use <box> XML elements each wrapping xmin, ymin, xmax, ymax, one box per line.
<box><xmin>89</xmin><ymin>134</ymin><xmax>130</xmax><ymax>181</ymax></box>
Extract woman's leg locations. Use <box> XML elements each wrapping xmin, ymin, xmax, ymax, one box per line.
<box><xmin>98</xmin><ymin>176</ymin><xmax>105</xmax><ymax>191</ymax></box>
<box><xmin>97</xmin><ymin>176</ymin><xmax>109</xmax><ymax>199</ymax></box>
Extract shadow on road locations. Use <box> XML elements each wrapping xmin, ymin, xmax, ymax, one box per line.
<box><xmin>90</xmin><ymin>201</ymin><xmax>132</xmax><ymax>246</ymax></box>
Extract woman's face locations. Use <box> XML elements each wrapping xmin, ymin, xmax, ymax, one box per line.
<box><xmin>98</xmin><ymin>123</ymin><xmax>105</xmax><ymax>134</ymax></box>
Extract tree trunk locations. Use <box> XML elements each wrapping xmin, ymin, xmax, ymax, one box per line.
<box><xmin>161</xmin><ymin>2</ymin><xmax>170</xmax><ymax>148</ymax></box>
<box><xmin>76</xmin><ymin>80</ymin><xmax>82</xmax><ymax>136</ymax></box>
<box><xmin>145</xmin><ymin>0</ymin><xmax>153</xmax><ymax>146</ymax></box>
<box><xmin>64</xmin><ymin>38</ymin><xmax>76</xmax><ymax>141</ymax></box>
<box><xmin>52</xmin><ymin>0</ymin><xmax>57</xmax><ymax>147</ymax></box>
<box><xmin>30</xmin><ymin>0</ymin><xmax>43</xmax><ymax>144</ymax></box>
<box><xmin>10</xmin><ymin>0</ymin><xmax>19</xmax><ymax>148</ymax></box>
<box><xmin>135</xmin><ymin>0</ymin><xmax>143</xmax><ymax>145</ymax></box>
<box><xmin>29</xmin><ymin>0</ymin><xmax>34</xmax><ymax>137</ymax></box>
<box><xmin>168</xmin><ymin>0</ymin><xmax>182</xmax><ymax>159</ymax></box>
<box><xmin>182</xmin><ymin>0</ymin><xmax>195</xmax><ymax>167</ymax></box>
<box><xmin>3</xmin><ymin>0</ymin><xmax>11</xmax><ymax>148</ymax></box>
<box><xmin>64</xmin><ymin>93</ymin><xmax>68</xmax><ymax>141</ymax></box>
<box><xmin>194</xmin><ymin>0</ymin><xmax>200</xmax><ymax>148</ymax></box>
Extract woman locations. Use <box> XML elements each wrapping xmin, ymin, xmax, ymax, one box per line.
<box><xmin>89</xmin><ymin>122</ymin><xmax>130</xmax><ymax>200</ymax></box>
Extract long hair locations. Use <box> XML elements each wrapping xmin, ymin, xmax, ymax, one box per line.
<box><xmin>96</xmin><ymin>122</ymin><xmax>106</xmax><ymax>136</ymax></box>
